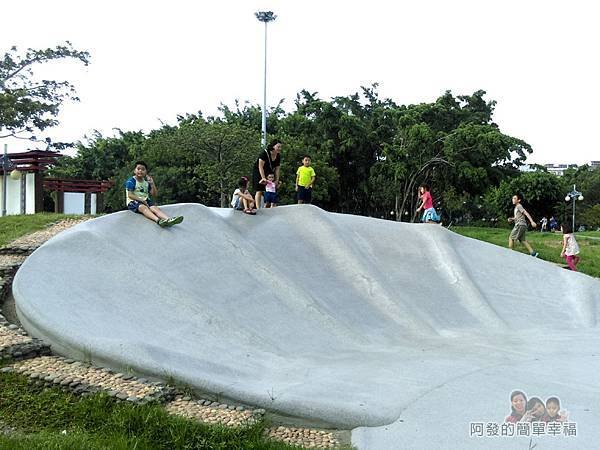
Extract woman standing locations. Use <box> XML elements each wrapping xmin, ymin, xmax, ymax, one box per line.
<box><xmin>253</xmin><ymin>140</ymin><xmax>282</xmax><ymax>208</ymax></box>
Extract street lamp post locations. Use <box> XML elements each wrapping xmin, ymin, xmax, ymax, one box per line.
<box><xmin>255</xmin><ymin>10</ymin><xmax>277</xmax><ymax>150</ymax></box>
<box><xmin>565</xmin><ymin>184</ymin><xmax>584</xmax><ymax>232</ymax></box>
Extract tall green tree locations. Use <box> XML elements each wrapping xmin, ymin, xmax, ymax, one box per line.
<box><xmin>0</xmin><ymin>42</ymin><xmax>90</xmax><ymax>146</ymax></box>
<box><xmin>485</xmin><ymin>171</ymin><xmax>566</xmax><ymax>223</ymax></box>
<box><xmin>369</xmin><ymin>90</ymin><xmax>531</xmax><ymax>221</ymax></box>
<box><xmin>563</xmin><ymin>165</ymin><xmax>600</xmax><ymax>215</ymax></box>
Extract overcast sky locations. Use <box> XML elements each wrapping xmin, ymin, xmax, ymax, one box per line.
<box><xmin>2</xmin><ymin>0</ymin><xmax>598</xmax><ymax>164</ymax></box>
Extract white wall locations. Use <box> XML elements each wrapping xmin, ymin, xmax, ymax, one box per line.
<box><xmin>25</xmin><ymin>173</ymin><xmax>36</xmax><ymax>214</ymax></box>
<box><xmin>0</xmin><ymin>173</ymin><xmax>37</xmax><ymax>216</ymax></box>
<box><xmin>63</xmin><ymin>192</ymin><xmax>97</xmax><ymax>214</ymax></box>
<box><xmin>63</xmin><ymin>192</ymin><xmax>85</xmax><ymax>214</ymax></box>
<box><xmin>1</xmin><ymin>174</ymin><xmax>98</xmax><ymax>216</ymax></box>
<box><xmin>0</xmin><ymin>174</ymin><xmax>22</xmax><ymax>215</ymax></box>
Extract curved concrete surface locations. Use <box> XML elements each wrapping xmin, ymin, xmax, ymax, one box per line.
<box><xmin>13</xmin><ymin>204</ymin><xmax>600</xmax><ymax>448</ymax></box>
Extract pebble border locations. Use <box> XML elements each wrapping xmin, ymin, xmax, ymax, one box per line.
<box><xmin>0</xmin><ymin>255</ymin><xmax>25</xmax><ymax>304</ymax></box>
<box><xmin>266</xmin><ymin>426</ymin><xmax>341</xmax><ymax>448</ymax></box>
<box><xmin>0</xmin><ymin>314</ymin><xmax>51</xmax><ymax>362</ymax></box>
<box><xmin>166</xmin><ymin>396</ymin><xmax>263</xmax><ymax>428</ymax></box>
<box><xmin>7</xmin><ymin>356</ymin><xmax>175</xmax><ymax>403</ymax></box>
<box><xmin>0</xmin><ymin>218</ymin><xmax>345</xmax><ymax>448</ymax></box>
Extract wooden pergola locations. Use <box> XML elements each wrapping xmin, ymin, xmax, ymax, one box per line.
<box><xmin>1</xmin><ymin>150</ymin><xmax>112</xmax><ymax>214</ymax></box>
<box><xmin>0</xmin><ymin>150</ymin><xmax>62</xmax><ymax>174</ymax></box>
<box><xmin>43</xmin><ymin>178</ymin><xmax>113</xmax><ymax>213</ymax></box>
<box><xmin>0</xmin><ymin>150</ymin><xmax>61</xmax><ymax>213</ymax></box>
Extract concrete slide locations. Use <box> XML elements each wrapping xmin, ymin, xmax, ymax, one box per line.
<box><xmin>13</xmin><ymin>204</ymin><xmax>600</xmax><ymax>449</ymax></box>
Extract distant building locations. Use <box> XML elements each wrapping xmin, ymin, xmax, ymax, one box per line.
<box><xmin>518</xmin><ymin>163</ymin><xmax>574</xmax><ymax>175</ymax></box>
<box><xmin>518</xmin><ymin>164</ymin><xmax>535</xmax><ymax>173</ymax></box>
<box><xmin>519</xmin><ymin>161</ymin><xmax>599</xmax><ymax>175</ymax></box>
<box><xmin>544</xmin><ymin>163</ymin><xmax>573</xmax><ymax>176</ymax></box>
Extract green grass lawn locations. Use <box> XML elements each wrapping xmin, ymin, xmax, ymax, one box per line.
<box><xmin>452</xmin><ymin>226</ymin><xmax>600</xmax><ymax>278</ymax></box>
<box><xmin>0</xmin><ymin>371</ymin><xmax>301</xmax><ymax>450</ymax></box>
<box><xmin>0</xmin><ymin>213</ymin><xmax>85</xmax><ymax>248</ymax></box>
<box><xmin>578</xmin><ymin>230</ymin><xmax>600</xmax><ymax>238</ymax></box>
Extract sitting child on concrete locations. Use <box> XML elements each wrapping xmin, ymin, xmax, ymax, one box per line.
<box><xmin>125</xmin><ymin>161</ymin><xmax>183</xmax><ymax>227</ymax></box>
<box><xmin>231</xmin><ymin>177</ymin><xmax>257</xmax><ymax>215</ymax></box>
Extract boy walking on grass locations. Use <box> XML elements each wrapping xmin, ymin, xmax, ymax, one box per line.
<box><xmin>508</xmin><ymin>193</ymin><xmax>538</xmax><ymax>257</ymax></box>
<box><xmin>125</xmin><ymin>161</ymin><xmax>183</xmax><ymax>227</ymax></box>
<box><xmin>295</xmin><ymin>155</ymin><xmax>316</xmax><ymax>204</ymax></box>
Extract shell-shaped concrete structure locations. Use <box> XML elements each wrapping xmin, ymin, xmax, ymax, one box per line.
<box><xmin>14</xmin><ymin>204</ymin><xmax>600</xmax><ymax>449</ymax></box>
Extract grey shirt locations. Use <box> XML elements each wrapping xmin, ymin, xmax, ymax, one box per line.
<box><xmin>514</xmin><ymin>204</ymin><xmax>527</xmax><ymax>226</ymax></box>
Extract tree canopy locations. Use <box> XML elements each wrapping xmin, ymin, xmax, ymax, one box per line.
<box><xmin>51</xmin><ymin>87</ymin><xmax>552</xmax><ymax>220</ymax></box>
<box><xmin>0</xmin><ymin>42</ymin><xmax>90</xmax><ymax>147</ymax></box>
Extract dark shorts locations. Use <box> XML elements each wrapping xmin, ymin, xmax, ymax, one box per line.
<box><xmin>297</xmin><ymin>186</ymin><xmax>312</xmax><ymax>203</ymax></box>
<box><xmin>264</xmin><ymin>191</ymin><xmax>278</xmax><ymax>204</ymax></box>
<box><xmin>128</xmin><ymin>199</ymin><xmax>155</xmax><ymax>213</ymax></box>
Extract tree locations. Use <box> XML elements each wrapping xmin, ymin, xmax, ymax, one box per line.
<box><xmin>142</xmin><ymin>115</ymin><xmax>260</xmax><ymax>208</ymax></box>
<box><xmin>485</xmin><ymin>171</ymin><xmax>566</xmax><ymax>222</ymax></box>
<box><xmin>369</xmin><ymin>90</ymin><xmax>530</xmax><ymax>221</ymax></box>
<box><xmin>563</xmin><ymin>165</ymin><xmax>600</xmax><ymax>219</ymax></box>
<box><xmin>581</xmin><ymin>205</ymin><xmax>600</xmax><ymax>230</ymax></box>
<box><xmin>374</xmin><ymin>122</ymin><xmax>452</xmax><ymax>221</ymax></box>
<box><xmin>0</xmin><ymin>42</ymin><xmax>90</xmax><ymax>146</ymax></box>
<box><xmin>46</xmin><ymin>85</ymin><xmax>539</xmax><ymax>217</ymax></box>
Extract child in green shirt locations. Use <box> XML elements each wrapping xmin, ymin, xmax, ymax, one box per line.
<box><xmin>295</xmin><ymin>155</ymin><xmax>316</xmax><ymax>204</ymax></box>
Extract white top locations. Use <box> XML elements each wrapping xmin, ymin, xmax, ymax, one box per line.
<box><xmin>564</xmin><ymin>233</ymin><xmax>580</xmax><ymax>256</ymax></box>
<box><xmin>266</xmin><ymin>180</ymin><xmax>276</xmax><ymax>193</ymax></box>
<box><xmin>231</xmin><ymin>188</ymin><xmax>242</xmax><ymax>207</ymax></box>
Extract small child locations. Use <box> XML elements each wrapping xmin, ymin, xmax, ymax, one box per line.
<box><xmin>520</xmin><ymin>397</ymin><xmax>546</xmax><ymax>422</ymax></box>
<box><xmin>543</xmin><ymin>397</ymin><xmax>567</xmax><ymax>422</ymax></box>
<box><xmin>295</xmin><ymin>155</ymin><xmax>316</xmax><ymax>204</ymax></box>
<box><xmin>264</xmin><ymin>173</ymin><xmax>278</xmax><ymax>208</ymax></box>
<box><xmin>540</xmin><ymin>216</ymin><xmax>548</xmax><ymax>232</ymax></box>
<box><xmin>416</xmin><ymin>184</ymin><xmax>440</xmax><ymax>223</ymax></box>
<box><xmin>125</xmin><ymin>161</ymin><xmax>183</xmax><ymax>227</ymax></box>
<box><xmin>560</xmin><ymin>223</ymin><xmax>580</xmax><ymax>271</ymax></box>
<box><xmin>507</xmin><ymin>193</ymin><xmax>538</xmax><ymax>257</ymax></box>
<box><xmin>231</xmin><ymin>177</ymin><xmax>256</xmax><ymax>215</ymax></box>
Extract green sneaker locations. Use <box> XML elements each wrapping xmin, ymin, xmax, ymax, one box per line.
<box><xmin>166</xmin><ymin>216</ymin><xmax>184</xmax><ymax>226</ymax></box>
<box><xmin>157</xmin><ymin>218</ymin><xmax>169</xmax><ymax>228</ymax></box>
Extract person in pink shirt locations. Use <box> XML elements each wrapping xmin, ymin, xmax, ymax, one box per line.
<box><xmin>416</xmin><ymin>184</ymin><xmax>440</xmax><ymax>223</ymax></box>
<box><xmin>264</xmin><ymin>173</ymin><xmax>278</xmax><ymax>208</ymax></box>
